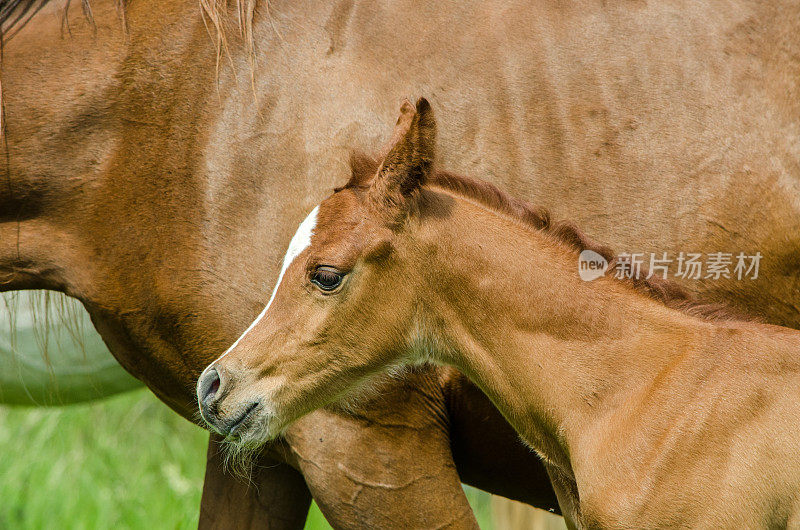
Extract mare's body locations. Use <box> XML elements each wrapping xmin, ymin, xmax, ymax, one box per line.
<box><xmin>3</xmin><ymin>0</ymin><xmax>799</xmax><ymax>527</ymax></box>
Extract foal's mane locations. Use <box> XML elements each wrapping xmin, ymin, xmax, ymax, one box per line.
<box><xmin>347</xmin><ymin>152</ymin><xmax>746</xmax><ymax>322</ymax></box>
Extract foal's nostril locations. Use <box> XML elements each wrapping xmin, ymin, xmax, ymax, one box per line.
<box><xmin>207</xmin><ymin>375</ymin><xmax>220</xmax><ymax>400</ymax></box>
<box><xmin>198</xmin><ymin>367</ymin><xmax>221</xmax><ymax>405</ymax></box>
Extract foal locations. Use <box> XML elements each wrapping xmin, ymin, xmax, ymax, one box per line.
<box><xmin>198</xmin><ymin>99</ymin><xmax>800</xmax><ymax>528</ymax></box>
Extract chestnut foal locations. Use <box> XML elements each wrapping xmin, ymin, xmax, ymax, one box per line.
<box><xmin>199</xmin><ymin>100</ymin><xmax>800</xmax><ymax>528</ymax></box>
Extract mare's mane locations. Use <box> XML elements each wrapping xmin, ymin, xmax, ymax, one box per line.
<box><xmin>345</xmin><ymin>152</ymin><xmax>747</xmax><ymax>322</ymax></box>
<box><xmin>0</xmin><ymin>0</ymin><xmax>106</xmax><ymax>40</ymax></box>
<box><xmin>0</xmin><ymin>0</ymin><xmax>51</xmax><ymax>39</ymax></box>
<box><xmin>0</xmin><ymin>0</ymin><xmax>257</xmax><ymax>43</ymax></box>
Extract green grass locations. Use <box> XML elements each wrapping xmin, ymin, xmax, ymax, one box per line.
<box><xmin>0</xmin><ymin>389</ymin><xmax>498</xmax><ymax>529</ymax></box>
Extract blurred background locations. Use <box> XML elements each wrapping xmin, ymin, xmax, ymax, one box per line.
<box><xmin>0</xmin><ymin>291</ymin><xmax>564</xmax><ymax>529</ymax></box>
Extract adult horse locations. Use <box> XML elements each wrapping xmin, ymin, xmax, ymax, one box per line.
<box><xmin>2</xmin><ymin>0</ymin><xmax>798</xmax><ymax>528</ymax></box>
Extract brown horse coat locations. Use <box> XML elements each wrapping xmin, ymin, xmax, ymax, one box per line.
<box><xmin>2</xmin><ymin>0</ymin><xmax>799</xmax><ymax>527</ymax></box>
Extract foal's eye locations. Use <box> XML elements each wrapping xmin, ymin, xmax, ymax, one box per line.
<box><xmin>310</xmin><ymin>266</ymin><xmax>344</xmax><ymax>292</ymax></box>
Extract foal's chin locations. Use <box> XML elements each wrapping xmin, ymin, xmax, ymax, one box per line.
<box><xmin>219</xmin><ymin>406</ymin><xmax>286</xmax><ymax>454</ymax></box>
<box><xmin>216</xmin><ymin>370</ymin><xmax>408</xmax><ymax>461</ymax></box>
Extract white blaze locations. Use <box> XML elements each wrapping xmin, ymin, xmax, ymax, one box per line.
<box><xmin>211</xmin><ymin>205</ymin><xmax>320</xmax><ymax>363</ymax></box>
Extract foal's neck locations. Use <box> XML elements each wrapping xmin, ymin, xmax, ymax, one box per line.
<box><xmin>413</xmin><ymin>190</ymin><xmax>711</xmax><ymax>474</ymax></box>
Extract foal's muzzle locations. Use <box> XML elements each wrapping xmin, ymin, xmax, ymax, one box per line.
<box><xmin>197</xmin><ymin>366</ymin><xmax>261</xmax><ymax>437</ymax></box>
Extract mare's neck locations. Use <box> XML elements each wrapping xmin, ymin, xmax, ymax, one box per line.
<box><xmin>0</xmin><ymin>0</ymin><xmax>334</xmax><ymax>414</ymax></box>
<box><xmin>0</xmin><ymin>0</ymin><xmax>257</xmax><ymax>413</ymax></box>
<box><xmin>0</xmin><ymin>0</ymin><xmax>221</xmax><ymax>299</ymax></box>
<box><xmin>0</xmin><ymin>1</ymin><xmax>166</xmax><ymax>297</ymax></box>
<box><xmin>0</xmin><ymin>2</ymin><xmax>124</xmax><ymax>292</ymax></box>
<box><xmin>413</xmin><ymin>192</ymin><xmax>711</xmax><ymax>475</ymax></box>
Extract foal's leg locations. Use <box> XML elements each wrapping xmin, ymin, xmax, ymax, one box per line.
<box><xmin>199</xmin><ymin>434</ymin><xmax>312</xmax><ymax>530</ymax></box>
<box><xmin>283</xmin><ymin>368</ymin><xmax>479</xmax><ymax>529</ymax></box>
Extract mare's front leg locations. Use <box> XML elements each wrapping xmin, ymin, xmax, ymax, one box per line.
<box><xmin>199</xmin><ymin>434</ymin><xmax>312</xmax><ymax>529</ymax></box>
<box><xmin>283</xmin><ymin>368</ymin><xmax>479</xmax><ymax>529</ymax></box>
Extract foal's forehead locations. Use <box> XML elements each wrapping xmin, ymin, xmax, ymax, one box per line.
<box><xmin>303</xmin><ymin>189</ymin><xmax>383</xmax><ymax>265</ymax></box>
<box><xmin>284</xmin><ymin>205</ymin><xmax>320</xmax><ymax>264</ymax></box>
<box><xmin>313</xmin><ymin>189</ymin><xmax>371</xmax><ymax>241</ymax></box>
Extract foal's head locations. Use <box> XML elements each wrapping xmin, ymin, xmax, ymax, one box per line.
<box><xmin>197</xmin><ymin>99</ymin><xmax>441</xmax><ymax>446</ymax></box>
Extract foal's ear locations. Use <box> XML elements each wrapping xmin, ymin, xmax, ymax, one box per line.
<box><xmin>368</xmin><ymin>98</ymin><xmax>436</xmax><ymax>224</ymax></box>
